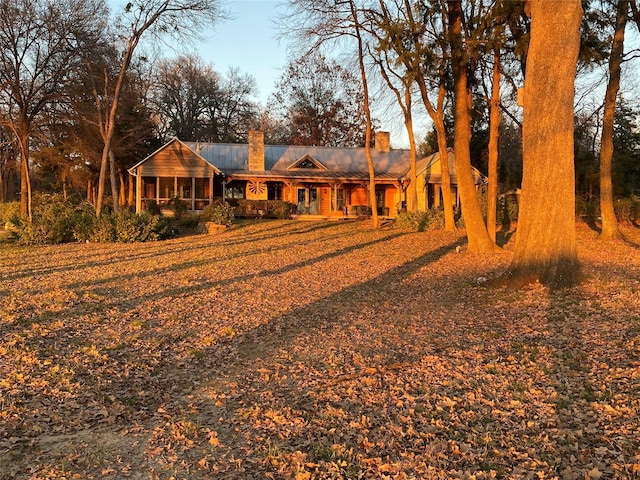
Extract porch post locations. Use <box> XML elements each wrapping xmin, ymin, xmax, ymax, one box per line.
<box><xmin>191</xmin><ymin>177</ymin><xmax>196</xmax><ymax>210</ymax></box>
<box><xmin>210</xmin><ymin>174</ymin><xmax>214</xmax><ymax>205</ymax></box>
<box><xmin>425</xmin><ymin>183</ymin><xmax>430</xmax><ymax>210</ymax></box>
<box><xmin>135</xmin><ymin>173</ymin><xmax>142</xmax><ymax>213</ymax></box>
<box><xmin>174</xmin><ymin>177</ymin><xmax>178</xmax><ymax>200</ymax></box>
<box><xmin>156</xmin><ymin>177</ymin><xmax>160</xmax><ymax>204</ymax></box>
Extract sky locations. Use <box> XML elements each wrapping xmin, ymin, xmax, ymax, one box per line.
<box><xmin>109</xmin><ymin>0</ymin><xmax>413</xmax><ymax>147</ymax></box>
<box><xmin>194</xmin><ymin>0</ymin><xmax>289</xmax><ymax>105</ymax></box>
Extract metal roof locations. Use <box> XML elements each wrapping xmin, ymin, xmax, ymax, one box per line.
<box><xmin>184</xmin><ymin>142</ymin><xmax>411</xmax><ymax>177</ymax></box>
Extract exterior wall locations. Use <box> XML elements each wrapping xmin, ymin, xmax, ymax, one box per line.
<box><xmin>350</xmin><ymin>186</ymin><xmax>368</xmax><ymax>205</ymax></box>
<box><xmin>137</xmin><ymin>141</ymin><xmax>214</xmax><ymax>178</ymax></box>
<box><xmin>416</xmin><ymin>174</ymin><xmax>428</xmax><ymax>211</ymax></box>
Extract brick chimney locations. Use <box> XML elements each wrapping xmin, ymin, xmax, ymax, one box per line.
<box><xmin>248</xmin><ymin>130</ymin><xmax>265</xmax><ymax>171</ymax></box>
<box><xmin>375</xmin><ymin>131</ymin><xmax>391</xmax><ymax>153</ymax></box>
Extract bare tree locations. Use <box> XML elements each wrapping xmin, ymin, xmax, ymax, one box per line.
<box><xmin>368</xmin><ymin>0</ymin><xmax>421</xmax><ymax>213</ymax></box>
<box><xmin>599</xmin><ymin>0</ymin><xmax>628</xmax><ymax>240</ymax></box>
<box><xmin>153</xmin><ymin>54</ymin><xmax>221</xmax><ymax>141</ymax></box>
<box><xmin>0</xmin><ymin>0</ymin><xmax>104</xmax><ymax>218</ymax></box>
<box><xmin>447</xmin><ymin>0</ymin><xmax>499</xmax><ymax>253</ymax></box>
<box><xmin>270</xmin><ymin>51</ymin><xmax>369</xmax><ymax>147</ymax></box>
<box><xmin>280</xmin><ymin>0</ymin><xmax>380</xmax><ymax>227</ymax></box>
<box><xmin>94</xmin><ymin>0</ymin><xmax>226</xmax><ymax>217</ymax></box>
<box><xmin>0</xmin><ymin>129</ymin><xmax>17</xmax><ymax>203</ymax></box>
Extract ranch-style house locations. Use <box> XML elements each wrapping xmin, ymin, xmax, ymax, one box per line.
<box><xmin>127</xmin><ymin>130</ymin><xmax>486</xmax><ymax>218</ymax></box>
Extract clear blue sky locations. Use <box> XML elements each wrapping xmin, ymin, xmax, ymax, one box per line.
<box><xmin>196</xmin><ymin>0</ymin><xmax>289</xmax><ymax>105</ymax></box>
<box><xmin>110</xmin><ymin>0</ymin><xmax>410</xmax><ymax>146</ymax></box>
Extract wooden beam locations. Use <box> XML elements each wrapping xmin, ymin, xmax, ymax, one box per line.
<box><xmin>135</xmin><ymin>173</ymin><xmax>141</xmax><ymax>213</ymax></box>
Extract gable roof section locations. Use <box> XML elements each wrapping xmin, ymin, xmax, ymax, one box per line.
<box><xmin>416</xmin><ymin>148</ymin><xmax>486</xmax><ymax>185</ymax></box>
<box><xmin>129</xmin><ymin>138</ymin><xmax>221</xmax><ymax>177</ymax></box>
<box><xmin>287</xmin><ymin>154</ymin><xmax>328</xmax><ymax>170</ymax></box>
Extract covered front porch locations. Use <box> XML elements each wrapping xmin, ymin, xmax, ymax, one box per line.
<box><xmin>226</xmin><ymin>174</ymin><xmax>403</xmax><ymax>218</ymax></box>
<box><xmin>137</xmin><ymin>176</ymin><xmax>222</xmax><ymax>213</ymax></box>
<box><xmin>128</xmin><ymin>138</ymin><xmax>223</xmax><ymax>214</ymax></box>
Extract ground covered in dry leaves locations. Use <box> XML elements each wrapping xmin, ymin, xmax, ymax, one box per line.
<box><xmin>1</xmin><ymin>220</ymin><xmax>639</xmax><ymax>480</ymax></box>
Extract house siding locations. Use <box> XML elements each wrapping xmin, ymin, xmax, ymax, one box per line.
<box><xmin>138</xmin><ymin>142</ymin><xmax>215</xmax><ymax>178</ymax></box>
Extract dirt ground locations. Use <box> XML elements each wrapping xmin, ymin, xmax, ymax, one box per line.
<box><xmin>1</xmin><ymin>221</ymin><xmax>639</xmax><ymax>479</ymax></box>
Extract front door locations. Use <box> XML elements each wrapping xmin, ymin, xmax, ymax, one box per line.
<box><xmin>297</xmin><ymin>187</ymin><xmax>318</xmax><ymax>214</ymax></box>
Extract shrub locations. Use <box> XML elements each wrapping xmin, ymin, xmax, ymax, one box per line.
<box><xmin>0</xmin><ymin>201</ymin><xmax>20</xmax><ymax>225</ymax></box>
<box><xmin>267</xmin><ymin>200</ymin><xmax>295</xmax><ymax>219</ymax></box>
<box><xmin>11</xmin><ymin>194</ymin><xmax>168</xmax><ymax>244</ymax></box>
<box><xmin>229</xmin><ymin>199</ymin><xmax>295</xmax><ymax>219</ymax></box>
<box><xmin>576</xmin><ymin>195</ymin><xmax>599</xmax><ymax>224</ymax></box>
<box><xmin>88</xmin><ymin>215</ymin><xmax>117</xmax><ymax>243</ymax></box>
<box><xmin>614</xmin><ymin>196</ymin><xmax>639</xmax><ymax>223</ymax></box>
<box><xmin>201</xmin><ymin>201</ymin><xmax>235</xmax><ymax>227</ymax></box>
<box><xmin>167</xmin><ymin>197</ymin><xmax>188</xmax><ymax>218</ymax></box>
<box><xmin>14</xmin><ymin>194</ymin><xmax>92</xmax><ymax>245</ymax></box>
<box><xmin>144</xmin><ymin>199</ymin><xmax>161</xmax><ymax>215</ymax></box>
<box><xmin>395</xmin><ymin>210</ymin><xmax>429</xmax><ymax>231</ymax></box>
<box><xmin>114</xmin><ymin>209</ymin><xmax>166</xmax><ymax>242</ymax></box>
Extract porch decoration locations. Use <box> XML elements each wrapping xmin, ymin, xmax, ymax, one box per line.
<box><xmin>247</xmin><ymin>180</ymin><xmax>266</xmax><ymax>196</ymax></box>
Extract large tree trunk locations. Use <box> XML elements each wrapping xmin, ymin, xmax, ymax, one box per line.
<box><xmin>487</xmin><ymin>51</ymin><xmax>501</xmax><ymax>242</ymax></box>
<box><xmin>109</xmin><ymin>149</ymin><xmax>120</xmax><ymax>213</ymax></box>
<box><xmin>505</xmin><ymin>0</ymin><xmax>582</xmax><ymax>289</ymax></box>
<box><xmin>17</xmin><ymin>125</ymin><xmax>32</xmax><ymax>220</ymax></box>
<box><xmin>599</xmin><ymin>0</ymin><xmax>627</xmax><ymax>241</ymax></box>
<box><xmin>434</xmin><ymin>112</ymin><xmax>455</xmax><ymax>231</ymax></box>
<box><xmin>448</xmin><ymin>1</ymin><xmax>498</xmax><ymax>253</ymax></box>
<box><xmin>127</xmin><ymin>173</ymin><xmax>135</xmax><ymax>207</ymax></box>
<box><xmin>349</xmin><ymin>0</ymin><xmax>378</xmax><ymax>228</ymax></box>
<box><xmin>405</xmin><ymin>89</ymin><xmax>418</xmax><ymax>213</ymax></box>
<box><xmin>416</xmin><ymin>76</ymin><xmax>455</xmax><ymax>230</ymax></box>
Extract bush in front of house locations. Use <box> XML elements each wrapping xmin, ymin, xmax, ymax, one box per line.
<box><xmin>11</xmin><ymin>194</ymin><xmax>168</xmax><ymax>245</ymax></box>
<box><xmin>114</xmin><ymin>209</ymin><xmax>168</xmax><ymax>242</ymax></box>
<box><xmin>395</xmin><ymin>207</ymin><xmax>463</xmax><ymax>232</ymax></box>
<box><xmin>201</xmin><ymin>200</ymin><xmax>235</xmax><ymax>227</ymax></box>
<box><xmin>395</xmin><ymin>210</ymin><xmax>430</xmax><ymax>231</ymax></box>
<box><xmin>229</xmin><ymin>199</ymin><xmax>295</xmax><ymax>219</ymax></box>
<box><xmin>167</xmin><ymin>197</ymin><xmax>188</xmax><ymax>218</ymax></box>
<box><xmin>13</xmin><ymin>194</ymin><xmax>91</xmax><ymax>245</ymax></box>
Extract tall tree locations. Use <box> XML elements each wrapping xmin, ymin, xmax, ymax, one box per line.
<box><xmin>280</xmin><ymin>0</ymin><xmax>380</xmax><ymax>225</ymax></box>
<box><xmin>505</xmin><ymin>0</ymin><xmax>582</xmax><ymax>289</ymax></box>
<box><xmin>486</xmin><ymin>50</ymin><xmax>501</xmax><ymax>243</ymax></box>
<box><xmin>94</xmin><ymin>0</ymin><xmax>225</xmax><ymax>217</ymax></box>
<box><xmin>348</xmin><ymin>0</ymin><xmax>379</xmax><ymax>228</ymax></box>
<box><xmin>414</xmin><ymin>1</ymin><xmax>456</xmax><ymax>230</ymax></box>
<box><xmin>270</xmin><ymin>51</ymin><xmax>370</xmax><ymax>147</ymax></box>
<box><xmin>447</xmin><ymin>0</ymin><xmax>499</xmax><ymax>253</ymax></box>
<box><xmin>599</xmin><ymin>0</ymin><xmax>628</xmax><ymax>240</ymax></box>
<box><xmin>0</xmin><ymin>0</ymin><xmax>103</xmax><ymax>218</ymax></box>
<box><xmin>154</xmin><ymin>54</ymin><xmax>220</xmax><ymax>141</ymax></box>
<box><xmin>0</xmin><ymin>129</ymin><xmax>17</xmax><ymax>202</ymax></box>
<box><xmin>371</xmin><ymin>33</ymin><xmax>419</xmax><ymax>212</ymax></box>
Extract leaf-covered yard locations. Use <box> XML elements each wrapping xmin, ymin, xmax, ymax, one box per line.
<box><xmin>1</xmin><ymin>221</ymin><xmax>639</xmax><ymax>479</ymax></box>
